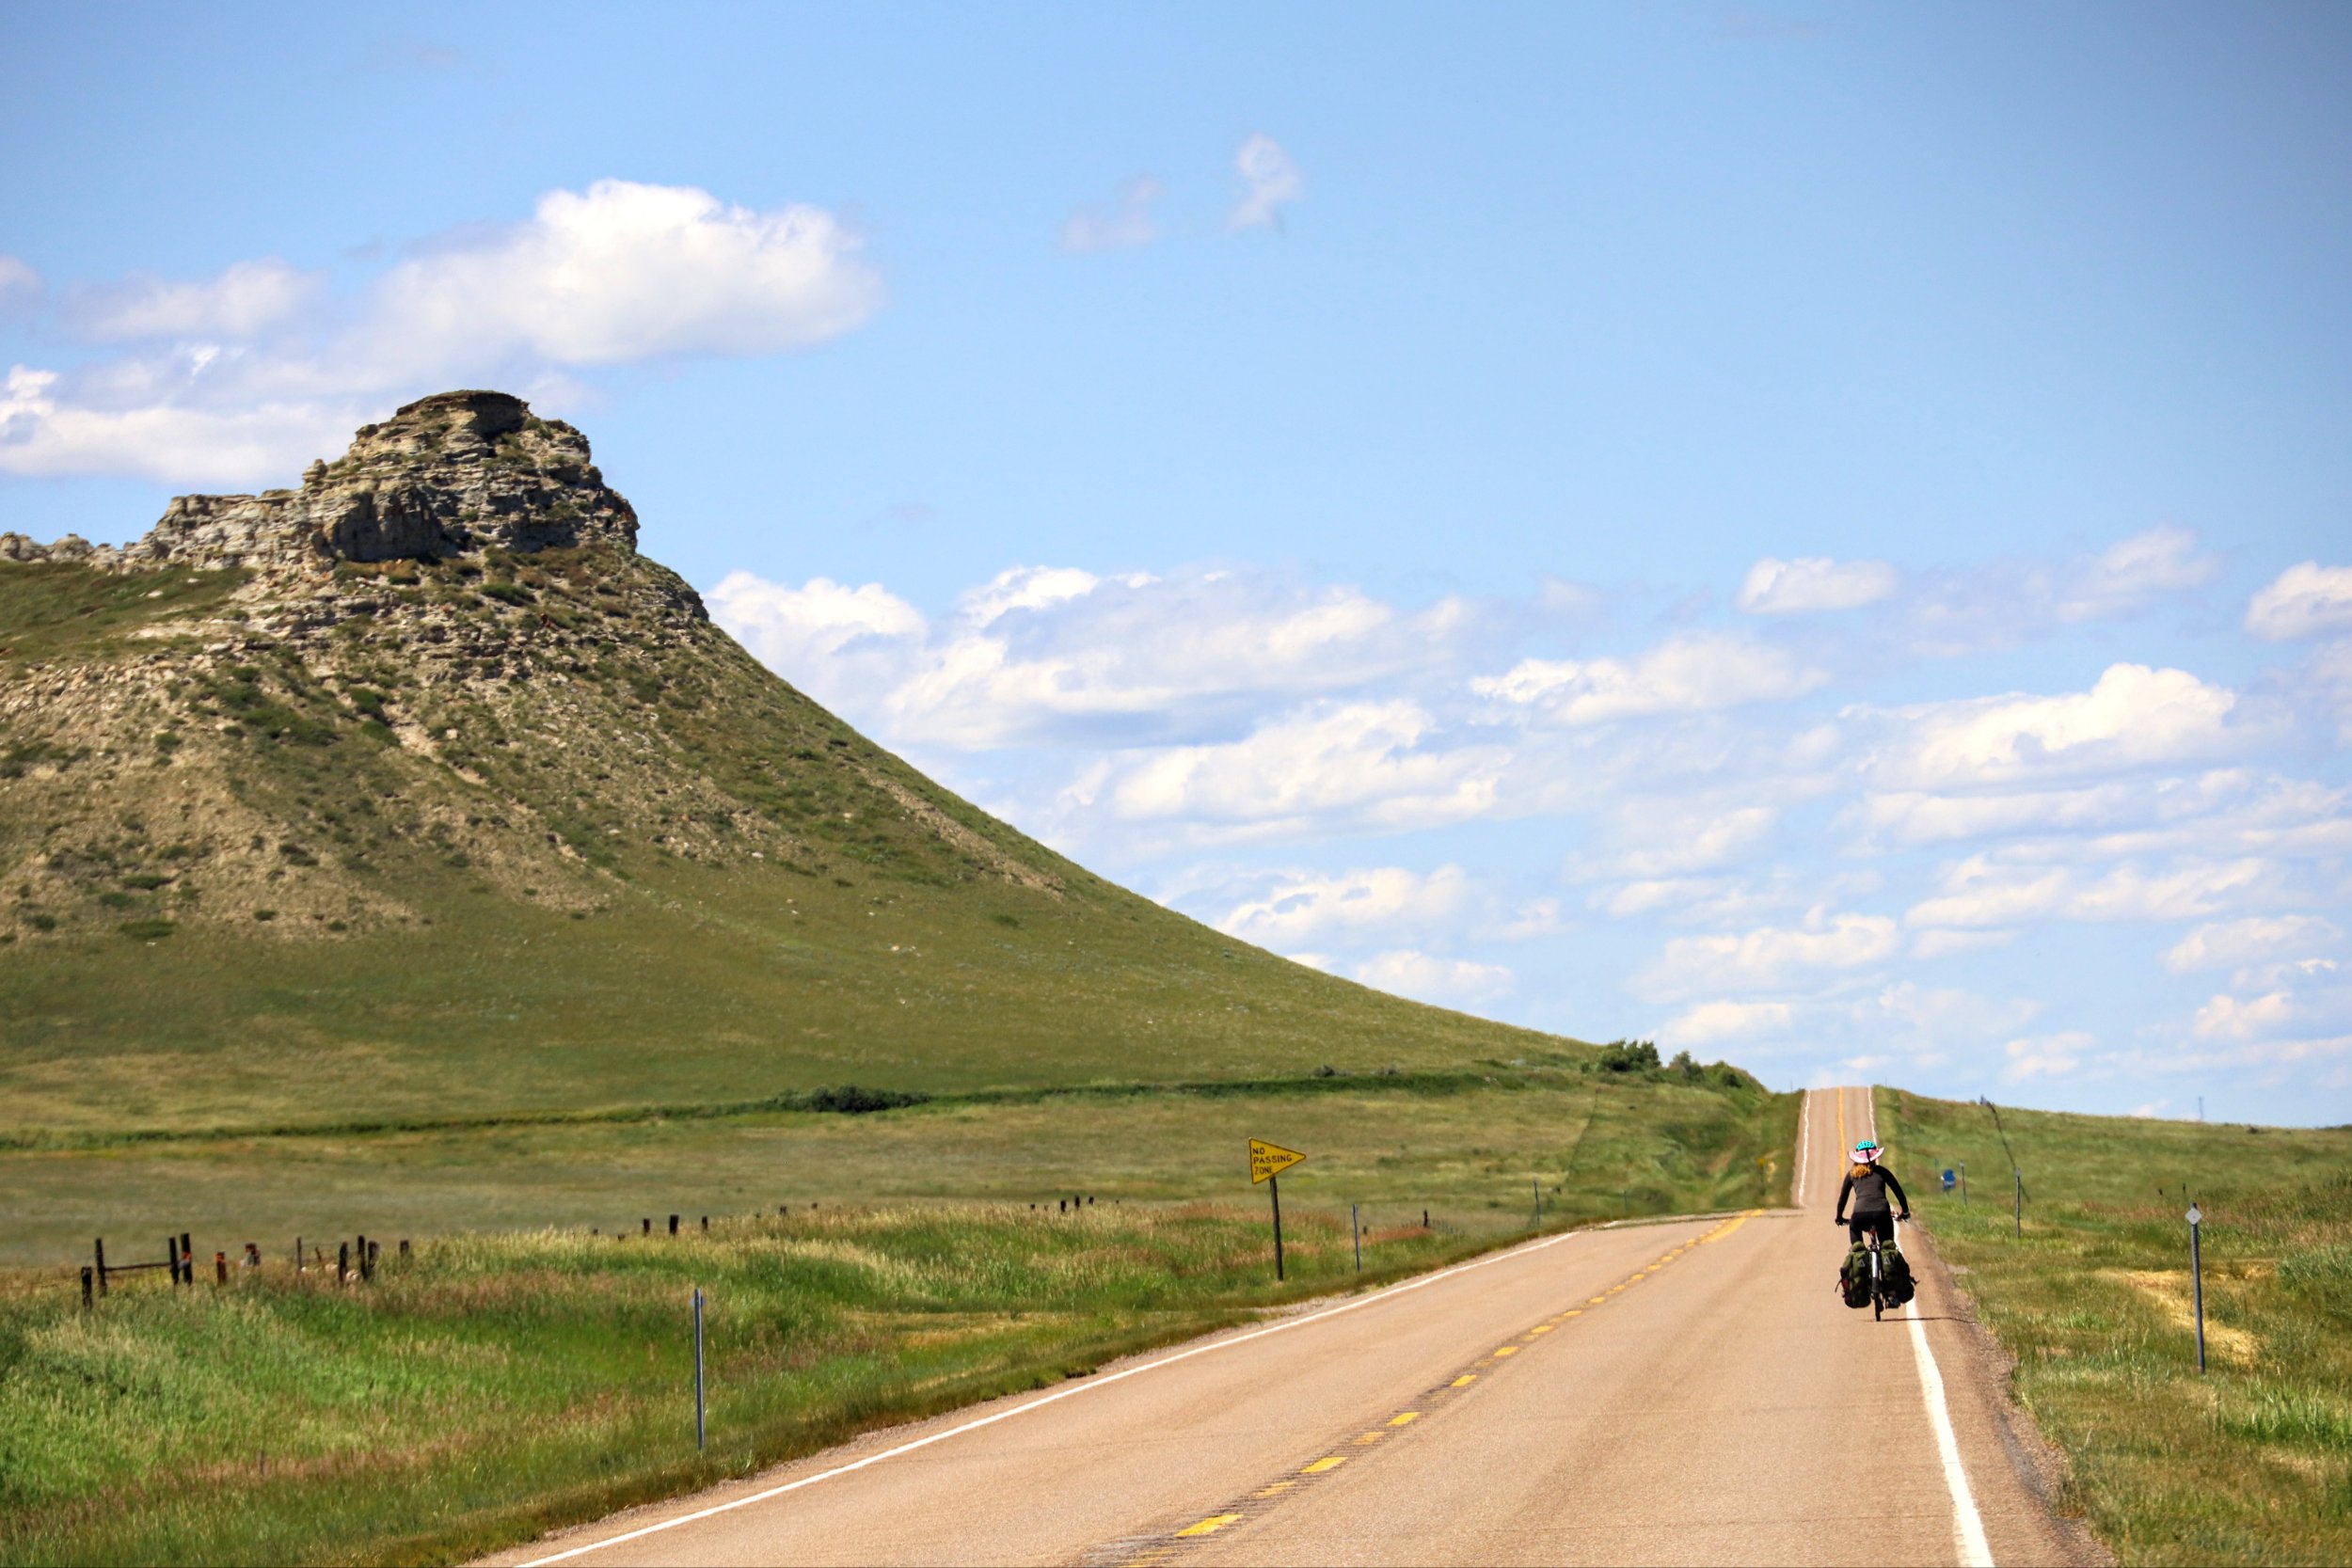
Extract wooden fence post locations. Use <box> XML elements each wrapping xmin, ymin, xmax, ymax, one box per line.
<box><xmin>94</xmin><ymin>1238</ymin><xmax>108</xmax><ymax>1297</ymax></box>
<box><xmin>337</xmin><ymin>1241</ymin><xmax>349</xmax><ymax>1284</ymax></box>
<box><xmin>180</xmin><ymin>1233</ymin><xmax>192</xmax><ymax>1286</ymax></box>
<box><xmin>215</xmin><ymin>1251</ymin><xmax>227</xmax><ymax>1286</ymax></box>
<box><xmin>81</xmin><ymin>1266</ymin><xmax>93</xmax><ymax>1309</ymax></box>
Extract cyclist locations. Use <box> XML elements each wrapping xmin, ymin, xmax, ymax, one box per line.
<box><xmin>1834</xmin><ymin>1138</ymin><xmax>1912</xmax><ymax>1245</ymax></box>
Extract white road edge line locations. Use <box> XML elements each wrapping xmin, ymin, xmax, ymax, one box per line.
<box><xmin>1795</xmin><ymin>1088</ymin><xmax>1812</xmax><ymax>1206</ymax></box>
<box><xmin>1906</xmin><ymin>1298</ymin><xmax>1994</xmax><ymax>1566</ymax></box>
<box><xmin>516</xmin><ymin>1218</ymin><xmax>1644</xmax><ymax>1564</ymax></box>
<box><xmin>1878</xmin><ymin>1085</ymin><xmax>1995</xmax><ymax>1568</ymax></box>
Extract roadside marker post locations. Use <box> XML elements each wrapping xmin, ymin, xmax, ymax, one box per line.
<box><xmin>2186</xmin><ymin>1203</ymin><xmax>2206</xmax><ymax>1374</ymax></box>
<box><xmin>1351</xmin><ymin>1204</ymin><xmax>1361</xmax><ymax>1275</ymax></box>
<box><xmin>692</xmin><ymin>1286</ymin><xmax>707</xmax><ymax>1449</ymax></box>
<box><xmin>2013</xmin><ymin>1169</ymin><xmax>2024</xmax><ymax>1240</ymax></box>
<box><xmin>1959</xmin><ymin>1162</ymin><xmax>1967</xmax><ymax>1208</ymax></box>
<box><xmin>1248</xmin><ymin>1139</ymin><xmax>1307</xmax><ymax>1283</ymax></box>
<box><xmin>1533</xmin><ymin>1178</ymin><xmax>1543</xmax><ymax>1230</ymax></box>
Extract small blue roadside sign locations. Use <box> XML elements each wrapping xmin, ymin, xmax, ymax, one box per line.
<box><xmin>1941</xmin><ymin>1167</ymin><xmax>1957</xmax><ymax>1191</ymax></box>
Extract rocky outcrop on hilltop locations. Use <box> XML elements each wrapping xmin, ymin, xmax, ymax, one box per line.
<box><xmin>0</xmin><ymin>390</ymin><xmax>638</xmax><ymax>575</ymax></box>
<box><xmin>0</xmin><ymin>389</ymin><xmax>1063</xmax><ymax>946</ymax></box>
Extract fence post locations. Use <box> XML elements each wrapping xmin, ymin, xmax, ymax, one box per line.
<box><xmin>94</xmin><ymin>1238</ymin><xmax>108</xmax><ymax>1297</ymax></box>
<box><xmin>81</xmin><ymin>1266</ymin><xmax>93</xmax><ymax>1310</ymax></box>
<box><xmin>337</xmin><ymin>1241</ymin><xmax>349</xmax><ymax>1284</ymax></box>
<box><xmin>358</xmin><ymin>1234</ymin><xmax>371</xmax><ymax>1282</ymax></box>
<box><xmin>669</xmin><ymin>1214</ymin><xmax>679</xmax><ymax>1236</ymax></box>
<box><xmin>167</xmin><ymin>1235</ymin><xmax>182</xmax><ymax>1286</ymax></box>
<box><xmin>1352</xmin><ymin>1204</ymin><xmax>1362</xmax><ymax>1274</ymax></box>
<box><xmin>215</xmin><ymin>1251</ymin><xmax>227</xmax><ymax>1286</ymax></box>
<box><xmin>2013</xmin><ymin>1169</ymin><xmax>2024</xmax><ymax>1240</ymax></box>
<box><xmin>295</xmin><ymin>1236</ymin><xmax>303</xmax><ymax>1273</ymax></box>
<box><xmin>1533</xmin><ymin>1178</ymin><xmax>1543</xmax><ymax>1229</ymax></box>
<box><xmin>181</xmin><ymin>1233</ymin><xmax>192</xmax><ymax>1287</ymax></box>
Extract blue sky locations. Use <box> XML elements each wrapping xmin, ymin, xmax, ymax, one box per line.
<box><xmin>5</xmin><ymin>4</ymin><xmax>2349</xmax><ymax>1123</ymax></box>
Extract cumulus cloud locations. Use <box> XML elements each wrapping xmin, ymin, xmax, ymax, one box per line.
<box><xmin>1215</xmin><ymin>864</ymin><xmax>1472</xmax><ymax>946</ymax></box>
<box><xmin>1630</xmin><ymin>911</ymin><xmax>1901</xmax><ymax>1001</ymax></box>
<box><xmin>63</xmin><ymin>257</ymin><xmax>325</xmax><ymax>341</ymax></box>
<box><xmin>1061</xmin><ymin>175</ymin><xmax>1165</xmax><ymax>253</ymax></box>
<box><xmin>1902</xmin><ymin>527</ymin><xmax>2221</xmax><ymax>655</ymax></box>
<box><xmin>1351</xmin><ymin>949</ymin><xmax>1513</xmax><ymax>1009</ymax></box>
<box><xmin>2164</xmin><ymin>915</ymin><xmax>2342</xmax><ymax>975</ymax></box>
<box><xmin>1064</xmin><ymin>699</ymin><xmax>1503</xmax><ymax>842</ymax></box>
<box><xmin>714</xmin><ymin>563</ymin><xmax>1488</xmax><ymax>752</ymax></box>
<box><xmin>2246</xmin><ymin>562</ymin><xmax>2352</xmax><ymax>641</ymax></box>
<box><xmin>0</xmin><ymin>181</ymin><xmax>883</xmax><ymax>485</ymax></box>
<box><xmin>1661</xmin><ymin>1000</ymin><xmax>1796</xmax><ymax>1044</ymax></box>
<box><xmin>1472</xmin><ymin>632</ymin><xmax>1827</xmax><ymax>726</ymax></box>
<box><xmin>1737</xmin><ymin>556</ymin><xmax>1899</xmax><ymax>614</ymax></box>
<box><xmin>2058</xmin><ymin>526</ymin><xmax>2218</xmax><ymax>621</ymax></box>
<box><xmin>1229</xmin><ymin>135</ymin><xmax>1304</xmax><ymax>230</ymax></box>
<box><xmin>1912</xmin><ymin>928</ymin><xmax>2015</xmax><ymax>959</ymax></box>
<box><xmin>359</xmin><ymin>180</ymin><xmax>881</xmax><ymax>370</ymax></box>
<box><xmin>2003</xmin><ymin>1030</ymin><xmax>2096</xmax><ymax>1080</ymax></box>
<box><xmin>704</xmin><ymin>571</ymin><xmax>927</xmax><ymax>708</ymax></box>
<box><xmin>1571</xmin><ymin>801</ymin><xmax>1777</xmax><ymax>880</ymax></box>
<box><xmin>2193</xmin><ymin>990</ymin><xmax>2295</xmax><ymax>1042</ymax></box>
<box><xmin>1857</xmin><ymin>664</ymin><xmax>2250</xmax><ymax>791</ymax></box>
<box><xmin>1903</xmin><ymin>854</ymin><xmax>2280</xmax><ymax>929</ymax></box>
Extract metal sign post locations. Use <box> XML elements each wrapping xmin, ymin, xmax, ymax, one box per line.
<box><xmin>1248</xmin><ymin>1139</ymin><xmax>1308</xmax><ymax>1283</ymax></box>
<box><xmin>2186</xmin><ymin>1204</ymin><xmax>2206</xmax><ymax>1374</ymax></box>
<box><xmin>692</xmin><ymin>1286</ymin><xmax>707</xmax><ymax>1449</ymax></box>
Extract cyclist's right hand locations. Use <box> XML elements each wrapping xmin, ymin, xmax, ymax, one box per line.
<box><xmin>1832</xmin><ymin>1216</ymin><xmax>1846</xmax><ymax>1227</ymax></box>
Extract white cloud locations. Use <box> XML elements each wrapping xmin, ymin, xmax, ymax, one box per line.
<box><xmin>2003</xmin><ymin>1030</ymin><xmax>2096</xmax><ymax>1081</ymax></box>
<box><xmin>1472</xmin><ymin>632</ymin><xmax>1826</xmax><ymax>726</ymax></box>
<box><xmin>0</xmin><ymin>366</ymin><xmax>360</xmax><ymax>486</ymax></box>
<box><xmin>1662</xmin><ymin>1000</ymin><xmax>1796</xmax><ymax>1044</ymax></box>
<box><xmin>704</xmin><ymin>571</ymin><xmax>927</xmax><ymax>707</ymax></box>
<box><xmin>2058</xmin><ymin>526</ymin><xmax>2218</xmax><ymax>621</ymax></box>
<box><xmin>1061</xmin><ymin>175</ymin><xmax>1165</xmax><ymax>253</ymax></box>
<box><xmin>360</xmin><ymin>180</ymin><xmax>882</xmax><ymax>370</ymax></box>
<box><xmin>714</xmin><ymin>564</ymin><xmax>1490</xmax><ymax>753</ymax></box>
<box><xmin>1351</xmin><ymin>949</ymin><xmax>1513</xmax><ymax>1009</ymax></box>
<box><xmin>1572</xmin><ymin>802</ymin><xmax>1777</xmax><ymax>880</ymax></box>
<box><xmin>1071</xmin><ymin>699</ymin><xmax>1503</xmax><ymax>841</ymax></box>
<box><xmin>1229</xmin><ymin>135</ymin><xmax>1304</xmax><ymax>230</ymax></box>
<box><xmin>2193</xmin><ymin>990</ymin><xmax>2295</xmax><ymax>1042</ymax></box>
<box><xmin>2246</xmin><ymin>562</ymin><xmax>2352</xmax><ymax>641</ymax></box>
<box><xmin>1736</xmin><ymin>556</ymin><xmax>1899</xmax><ymax>614</ymax></box>
<box><xmin>0</xmin><ymin>181</ymin><xmax>882</xmax><ymax>485</ymax></box>
<box><xmin>63</xmin><ymin>257</ymin><xmax>324</xmax><ymax>341</ymax></box>
<box><xmin>1904</xmin><ymin>854</ymin><xmax>2280</xmax><ymax>929</ymax></box>
<box><xmin>1215</xmin><ymin>864</ymin><xmax>1471</xmax><ymax>945</ymax></box>
<box><xmin>1901</xmin><ymin>527</ymin><xmax>2220</xmax><ymax>656</ymax></box>
<box><xmin>1859</xmin><ymin>664</ymin><xmax>2248</xmax><ymax>790</ymax></box>
<box><xmin>2164</xmin><ymin>915</ymin><xmax>2342</xmax><ymax>975</ymax></box>
<box><xmin>1631</xmin><ymin>911</ymin><xmax>1900</xmax><ymax>1001</ymax></box>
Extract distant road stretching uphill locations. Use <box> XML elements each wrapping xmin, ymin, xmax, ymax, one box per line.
<box><xmin>493</xmin><ymin>1088</ymin><xmax>2090</xmax><ymax>1567</ymax></box>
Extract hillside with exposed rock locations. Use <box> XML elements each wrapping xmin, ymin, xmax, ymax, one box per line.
<box><xmin>0</xmin><ymin>391</ymin><xmax>1586</xmax><ymax>1137</ymax></box>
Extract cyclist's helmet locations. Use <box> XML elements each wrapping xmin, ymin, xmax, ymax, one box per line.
<box><xmin>1851</xmin><ymin>1139</ymin><xmax>1882</xmax><ymax>1164</ymax></box>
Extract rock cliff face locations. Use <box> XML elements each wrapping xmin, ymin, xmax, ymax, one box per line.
<box><xmin>0</xmin><ymin>390</ymin><xmax>638</xmax><ymax>574</ymax></box>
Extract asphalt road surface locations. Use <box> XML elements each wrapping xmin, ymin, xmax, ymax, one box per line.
<box><xmin>496</xmin><ymin>1087</ymin><xmax>2086</xmax><ymax>1567</ymax></box>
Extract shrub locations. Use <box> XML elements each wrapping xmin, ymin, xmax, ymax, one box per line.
<box><xmin>1598</xmin><ymin>1038</ymin><xmax>1662</xmax><ymax>1073</ymax></box>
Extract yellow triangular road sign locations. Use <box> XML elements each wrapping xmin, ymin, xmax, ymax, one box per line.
<box><xmin>1249</xmin><ymin>1138</ymin><xmax>1307</xmax><ymax>1184</ymax></box>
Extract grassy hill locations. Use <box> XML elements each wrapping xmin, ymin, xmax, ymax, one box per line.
<box><xmin>0</xmin><ymin>390</ymin><xmax>1605</xmax><ymax>1142</ymax></box>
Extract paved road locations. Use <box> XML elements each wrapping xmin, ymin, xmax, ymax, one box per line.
<box><xmin>496</xmin><ymin>1087</ymin><xmax>2084</xmax><ymax>1567</ymax></box>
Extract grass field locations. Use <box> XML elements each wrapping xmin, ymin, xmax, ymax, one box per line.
<box><xmin>1877</xmin><ymin>1088</ymin><xmax>2352</xmax><ymax>1566</ymax></box>
<box><xmin>0</xmin><ymin>1074</ymin><xmax>1792</xmax><ymax>1566</ymax></box>
<box><xmin>0</xmin><ymin>1069</ymin><xmax>1790</xmax><ymax>1270</ymax></box>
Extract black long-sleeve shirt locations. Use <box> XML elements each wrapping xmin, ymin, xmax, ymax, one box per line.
<box><xmin>1836</xmin><ymin>1164</ymin><xmax>1909</xmax><ymax>1220</ymax></box>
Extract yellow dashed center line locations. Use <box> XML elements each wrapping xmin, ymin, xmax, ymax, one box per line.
<box><xmin>1122</xmin><ymin>1210</ymin><xmax>1764</xmax><ymax>1564</ymax></box>
<box><xmin>1176</xmin><ymin>1515</ymin><xmax>1241</xmax><ymax>1537</ymax></box>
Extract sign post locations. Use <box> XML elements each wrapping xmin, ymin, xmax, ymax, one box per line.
<box><xmin>2186</xmin><ymin>1203</ymin><xmax>2206</xmax><ymax>1374</ymax></box>
<box><xmin>1248</xmin><ymin>1139</ymin><xmax>1307</xmax><ymax>1282</ymax></box>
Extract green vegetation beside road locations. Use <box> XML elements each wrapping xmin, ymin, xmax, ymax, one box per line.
<box><xmin>0</xmin><ymin>1074</ymin><xmax>1789</xmax><ymax>1566</ymax></box>
<box><xmin>1877</xmin><ymin>1088</ymin><xmax>2352</xmax><ymax>1567</ymax></box>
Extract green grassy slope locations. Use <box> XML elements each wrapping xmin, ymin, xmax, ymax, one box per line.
<box><xmin>1</xmin><ymin>550</ymin><xmax>1593</xmax><ymax>1137</ymax></box>
<box><xmin>1878</xmin><ymin>1088</ymin><xmax>2352</xmax><ymax>1566</ymax></box>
